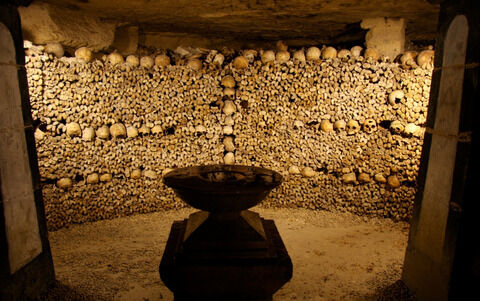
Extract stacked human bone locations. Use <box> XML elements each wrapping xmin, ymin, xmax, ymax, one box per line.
<box><xmin>25</xmin><ymin>41</ymin><xmax>434</xmax><ymax>230</ymax></box>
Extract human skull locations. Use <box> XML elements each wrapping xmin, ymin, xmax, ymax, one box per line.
<box><xmin>346</xmin><ymin>120</ymin><xmax>360</xmax><ymax>135</ymax></box>
<box><xmin>363</xmin><ymin>119</ymin><xmax>377</xmax><ymax>134</ymax></box>
<box><xmin>223</xmin><ymin>87</ymin><xmax>235</xmax><ymax>97</ymax></box>
<box><xmin>66</xmin><ymin>122</ymin><xmax>81</xmax><ymax>137</ymax></box>
<box><xmin>242</xmin><ymin>49</ymin><xmax>257</xmax><ymax>63</ymax></box>
<box><xmin>261</xmin><ymin>50</ymin><xmax>275</xmax><ymax>63</ymax></box>
<box><xmin>187</xmin><ymin>59</ymin><xmax>202</xmax><ymax>71</ymax></box>
<box><xmin>75</xmin><ymin>47</ymin><xmax>92</xmax><ymax>62</ymax></box>
<box><xmin>364</xmin><ymin>48</ymin><xmax>379</xmax><ymax>60</ymax></box>
<box><xmin>155</xmin><ymin>54</ymin><xmax>171</xmax><ymax>67</ymax></box>
<box><xmin>276</xmin><ymin>51</ymin><xmax>290</xmax><ymax>63</ymax></box>
<box><xmin>126</xmin><ymin>55</ymin><xmax>139</xmax><ymax>67</ymax></box>
<box><xmin>320</xmin><ymin>120</ymin><xmax>333</xmax><ymax>132</ymax></box>
<box><xmin>212</xmin><ymin>53</ymin><xmax>224</xmax><ymax>66</ymax></box>
<box><xmin>221</xmin><ymin>75</ymin><xmax>236</xmax><ymax>88</ymax></box>
<box><xmin>306</xmin><ymin>47</ymin><xmax>321</xmax><ymax>61</ymax></box>
<box><xmin>350</xmin><ymin>46</ymin><xmax>362</xmax><ymax>57</ymax></box>
<box><xmin>293</xmin><ymin>49</ymin><xmax>306</xmax><ymax>62</ymax></box>
<box><xmin>45</xmin><ymin>42</ymin><xmax>64</xmax><ymax>58</ymax></box>
<box><xmin>337</xmin><ymin>49</ymin><xmax>351</xmax><ymax>59</ymax></box>
<box><xmin>417</xmin><ymin>50</ymin><xmax>435</xmax><ymax>67</ymax></box>
<box><xmin>224</xmin><ymin>152</ymin><xmax>235</xmax><ymax>164</ymax></box>
<box><xmin>140</xmin><ymin>56</ymin><xmax>154</xmax><ymax>68</ymax></box>
<box><xmin>400</xmin><ymin>51</ymin><xmax>418</xmax><ymax>67</ymax></box>
<box><xmin>388</xmin><ymin>90</ymin><xmax>405</xmax><ymax>108</ymax></box>
<box><xmin>108</xmin><ymin>52</ymin><xmax>124</xmax><ymax>65</ymax></box>
<box><xmin>390</xmin><ymin>120</ymin><xmax>404</xmax><ymax>134</ymax></box>
<box><xmin>293</xmin><ymin>120</ymin><xmax>304</xmax><ymax>129</ymax></box>
<box><xmin>404</xmin><ymin>123</ymin><xmax>421</xmax><ymax>136</ymax></box>
<box><xmin>322</xmin><ymin>46</ymin><xmax>337</xmax><ymax>59</ymax></box>
<box><xmin>334</xmin><ymin>120</ymin><xmax>346</xmax><ymax>131</ymax></box>
<box><xmin>233</xmin><ymin>56</ymin><xmax>248</xmax><ymax>69</ymax></box>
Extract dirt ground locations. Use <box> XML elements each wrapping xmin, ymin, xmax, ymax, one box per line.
<box><xmin>42</xmin><ymin>208</ymin><xmax>414</xmax><ymax>301</ymax></box>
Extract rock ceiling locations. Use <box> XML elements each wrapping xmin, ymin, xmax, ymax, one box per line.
<box><xmin>38</xmin><ymin>0</ymin><xmax>439</xmax><ymax>47</ymax></box>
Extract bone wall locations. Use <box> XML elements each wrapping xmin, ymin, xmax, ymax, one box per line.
<box><xmin>25</xmin><ymin>44</ymin><xmax>433</xmax><ymax>230</ymax></box>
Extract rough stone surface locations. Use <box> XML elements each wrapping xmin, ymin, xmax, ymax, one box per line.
<box><xmin>361</xmin><ymin>18</ymin><xmax>406</xmax><ymax>60</ymax></box>
<box><xmin>19</xmin><ymin>3</ymin><xmax>115</xmax><ymax>51</ymax></box>
<box><xmin>111</xmin><ymin>25</ymin><xmax>138</xmax><ymax>55</ymax></box>
<box><xmin>39</xmin><ymin>0</ymin><xmax>438</xmax><ymax>48</ymax></box>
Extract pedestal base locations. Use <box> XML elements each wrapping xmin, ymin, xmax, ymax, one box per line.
<box><xmin>159</xmin><ymin>214</ymin><xmax>292</xmax><ymax>300</ymax></box>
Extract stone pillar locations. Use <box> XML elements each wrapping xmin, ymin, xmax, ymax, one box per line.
<box><xmin>112</xmin><ymin>25</ymin><xmax>139</xmax><ymax>55</ymax></box>
<box><xmin>361</xmin><ymin>17</ymin><xmax>405</xmax><ymax>60</ymax></box>
<box><xmin>0</xmin><ymin>2</ymin><xmax>55</xmax><ymax>300</ymax></box>
<box><xmin>402</xmin><ymin>0</ymin><xmax>479</xmax><ymax>300</ymax></box>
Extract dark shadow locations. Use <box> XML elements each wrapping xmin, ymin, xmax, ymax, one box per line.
<box><xmin>374</xmin><ymin>280</ymin><xmax>416</xmax><ymax>301</ymax></box>
<box><xmin>34</xmin><ymin>280</ymin><xmax>108</xmax><ymax>301</ymax></box>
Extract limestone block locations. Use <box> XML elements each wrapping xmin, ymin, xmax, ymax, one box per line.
<box><xmin>112</xmin><ymin>26</ymin><xmax>138</xmax><ymax>55</ymax></box>
<box><xmin>19</xmin><ymin>3</ymin><xmax>115</xmax><ymax>51</ymax></box>
<box><xmin>361</xmin><ymin>17</ymin><xmax>405</xmax><ymax>60</ymax></box>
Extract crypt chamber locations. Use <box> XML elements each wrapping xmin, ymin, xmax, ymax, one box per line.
<box><xmin>1</xmin><ymin>0</ymin><xmax>478</xmax><ymax>300</ymax></box>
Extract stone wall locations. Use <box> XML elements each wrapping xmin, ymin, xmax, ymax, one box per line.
<box><xmin>25</xmin><ymin>43</ymin><xmax>433</xmax><ymax>230</ymax></box>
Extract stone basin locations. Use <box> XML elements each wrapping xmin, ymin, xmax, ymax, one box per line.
<box><xmin>163</xmin><ymin>164</ymin><xmax>282</xmax><ymax>212</ymax></box>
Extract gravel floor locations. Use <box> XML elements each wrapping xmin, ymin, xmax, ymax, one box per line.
<box><xmin>39</xmin><ymin>208</ymin><xmax>415</xmax><ymax>300</ymax></box>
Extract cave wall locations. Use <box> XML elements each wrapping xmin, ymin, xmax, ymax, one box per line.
<box><xmin>25</xmin><ymin>44</ymin><xmax>433</xmax><ymax>230</ymax></box>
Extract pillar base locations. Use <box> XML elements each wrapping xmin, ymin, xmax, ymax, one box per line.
<box><xmin>159</xmin><ymin>213</ymin><xmax>292</xmax><ymax>300</ymax></box>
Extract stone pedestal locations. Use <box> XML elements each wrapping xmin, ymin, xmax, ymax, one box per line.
<box><xmin>160</xmin><ymin>210</ymin><xmax>292</xmax><ymax>300</ymax></box>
